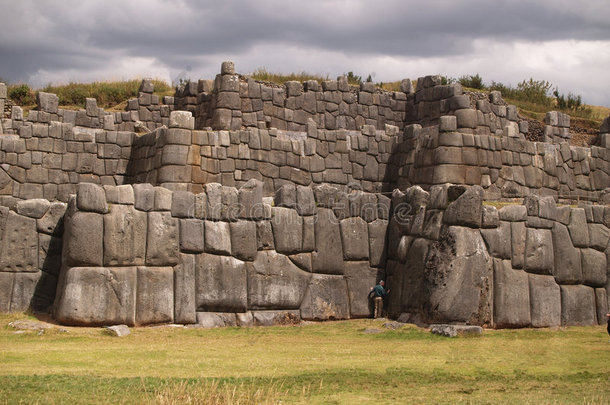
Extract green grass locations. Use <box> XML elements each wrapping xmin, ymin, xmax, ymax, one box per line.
<box><xmin>249</xmin><ymin>67</ymin><xmax>330</xmax><ymax>85</ymax></box>
<box><xmin>7</xmin><ymin>79</ymin><xmax>173</xmax><ymax>112</ymax></box>
<box><xmin>1</xmin><ymin>313</ymin><xmax>609</xmax><ymax>404</ymax></box>
<box><xmin>40</xmin><ymin>79</ymin><xmax>172</xmax><ymax>109</ymax></box>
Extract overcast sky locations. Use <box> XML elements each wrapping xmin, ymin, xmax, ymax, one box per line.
<box><xmin>1</xmin><ymin>0</ymin><xmax>609</xmax><ymax>106</ymax></box>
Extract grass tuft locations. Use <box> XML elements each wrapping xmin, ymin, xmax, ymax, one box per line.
<box><xmin>249</xmin><ymin>67</ymin><xmax>329</xmax><ymax>85</ymax></box>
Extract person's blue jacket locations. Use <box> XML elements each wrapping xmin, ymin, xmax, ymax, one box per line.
<box><xmin>371</xmin><ymin>284</ymin><xmax>387</xmax><ymax>298</ymax></box>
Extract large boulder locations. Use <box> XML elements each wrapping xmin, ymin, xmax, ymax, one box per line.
<box><xmin>343</xmin><ymin>261</ymin><xmax>379</xmax><ymax>318</ymax></box>
<box><xmin>551</xmin><ymin>222</ymin><xmax>582</xmax><ymax>284</ymax></box>
<box><xmin>312</xmin><ymin>208</ymin><xmax>344</xmax><ymax>274</ymax></box>
<box><xmin>270</xmin><ymin>207</ymin><xmax>302</xmax><ymax>254</ymax></box>
<box><xmin>442</xmin><ymin>186</ymin><xmax>483</xmax><ymax>228</ymax></box>
<box><xmin>136</xmin><ymin>267</ymin><xmax>174</xmax><ymax>325</ymax></box>
<box><xmin>174</xmin><ymin>254</ymin><xmax>196</xmax><ymax>324</ymax></box>
<box><xmin>528</xmin><ymin>274</ymin><xmax>561</xmax><ymax>327</ymax></box>
<box><xmin>340</xmin><ymin>217</ymin><xmax>369</xmax><ymax>260</ymax></box>
<box><xmin>300</xmin><ymin>274</ymin><xmax>350</xmax><ymax>320</ymax></box>
<box><xmin>0</xmin><ymin>211</ymin><xmax>39</xmax><ymax>272</ymax></box>
<box><xmin>146</xmin><ymin>212</ymin><xmax>179</xmax><ymax>266</ymax></box>
<box><xmin>560</xmin><ymin>285</ymin><xmax>597</xmax><ymax>326</ymax></box>
<box><xmin>493</xmin><ymin>259</ymin><xmax>531</xmax><ymax>328</ymax></box>
<box><xmin>195</xmin><ymin>254</ymin><xmax>247</xmax><ymax>312</ymax></box>
<box><xmin>480</xmin><ymin>221</ymin><xmax>511</xmax><ymax>260</ymax></box>
<box><xmin>581</xmin><ymin>248</ymin><xmax>607</xmax><ymax>287</ymax></box>
<box><xmin>103</xmin><ymin>204</ymin><xmax>147</xmax><ymax>266</ymax></box>
<box><xmin>524</xmin><ymin>228</ymin><xmax>554</xmax><ymax>275</ymax></box>
<box><xmin>425</xmin><ymin>226</ymin><xmax>492</xmax><ymax>325</ymax></box>
<box><xmin>54</xmin><ymin>267</ymin><xmax>137</xmax><ymax>326</ymax></box>
<box><xmin>247</xmin><ymin>250</ymin><xmax>311</xmax><ymax>309</ymax></box>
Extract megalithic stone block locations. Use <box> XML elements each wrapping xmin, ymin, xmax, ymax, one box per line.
<box><xmin>230</xmin><ymin>220</ymin><xmax>257</xmax><ymax>261</ymax></box>
<box><xmin>0</xmin><ymin>273</ymin><xmax>13</xmax><ymax>312</ymax></box>
<box><xmin>54</xmin><ymin>267</ymin><xmax>137</xmax><ymax>326</ymax></box>
<box><xmin>343</xmin><ymin>261</ymin><xmax>378</xmax><ymax>318</ymax></box>
<box><xmin>195</xmin><ymin>253</ymin><xmax>247</xmax><ymax>312</ymax></box>
<box><xmin>340</xmin><ymin>217</ymin><xmax>369</xmax><ymax>260</ymax></box>
<box><xmin>493</xmin><ymin>259</ymin><xmax>531</xmax><ymax>328</ymax></box>
<box><xmin>300</xmin><ymin>274</ymin><xmax>350</xmax><ymax>320</ymax></box>
<box><xmin>425</xmin><ymin>226</ymin><xmax>492</xmax><ymax>324</ymax></box>
<box><xmin>10</xmin><ymin>272</ymin><xmax>42</xmax><ymax>312</ymax></box>
<box><xmin>271</xmin><ymin>207</ymin><xmax>302</xmax><ymax>255</ymax></box>
<box><xmin>368</xmin><ymin>219</ymin><xmax>388</xmax><ymax>268</ymax></box>
<box><xmin>63</xmin><ymin>210</ymin><xmax>103</xmax><ymax>267</ymax></box>
<box><xmin>204</xmin><ymin>220</ymin><xmax>231</xmax><ymax>255</ymax></box>
<box><xmin>103</xmin><ymin>204</ymin><xmax>147</xmax><ymax>266</ymax></box>
<box><xmin>524</xmin><ymin>228</ymin><xmax>554</xmax><ymax>275</ymax></box>
<box><xmin>528</xmin><ymin>274</ymin><xmax>561</xmax><ymax>327</ymax></box>
<box><xmin>146</xmin><ymin>211</ymin><xmax>179</xmax><ymax>266</ymax></box>
<box><xmin>561</xmin><ymin>285</ymin><xmax>597</xmax><ymax>326</ymax></box>
<box><xmin>551</xmin><ymin>222</ymin><xmax>582</xmax><ymax>284</ymax></box>
<box><xmin>136</xmin><ymin>267</ymin><xmax>174</xmax><ymax>325</ymax></box>
<box><xmin>247</xmin><ymin>250</ymin><xmax>311</xmax><ymax>309</ymax></box>
<box><xmin>174</xmin><ymin>254</ymin><xmax>196</xmax><ymax>324</ymax></box>
<box><xmin>312</xmin><ymin>208</ymin><xmax>344</xmax><ymax>274</ymax></box>
<box><xmin>0</xmin><ymin>211</ymin><xmax>39</xmax><ymax>272</ymax></box>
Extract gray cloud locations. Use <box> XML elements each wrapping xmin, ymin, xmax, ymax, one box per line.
<box><xmin>0</xmin><ymin>0</ymin><xmax>609</xmax><ymax>105</ymax></box>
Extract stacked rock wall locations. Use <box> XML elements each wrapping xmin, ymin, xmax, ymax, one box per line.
<box><xmin>0</xmin><ymin>198</ymin><xmax>65</xmax><ymax>313</ymax></box>
<box><xmin>388</xmin><ymin>122</ymin><xmax>609</xmax><ymax>201</ymax></box>
<box><xmin>127</xmin><ymin>113</ymin><xmax>400</xmax><ymax>195</ymax></box>
<box><xmin>543</xmin><ymin>111</ymin><xmax>571</xmax><ymax>143</ymax></box>
<box><xmin>53</xmin><ymin>181</ymin><xmax>389</xmax><ymax>326</ymax></box>
<box><xmin>387</xmin><ymin>185</ymin><xmax>609</xmax><ymax>327</ymax></box>
<box><xmin>1</xmin><ymin>80</ymin><xmax>173</xmax><ymax>135</ymax></box>
<box><xmin>0</xmin><ymin>123</ymin><xmax>135</xmax><ymax>203</ymax></box>
<box><xmin>178</xmin><ymin>62</ymin><xmax>411</xmax><ymax>132</ymax></box>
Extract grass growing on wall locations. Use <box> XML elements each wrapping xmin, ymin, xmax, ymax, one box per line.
<box><xmin>1</xmin><ymin>313</ymin><xmax>608</xmax><ymax>404</ymax></box>
<box><xmin>249</xmin><ymin>67</ymin><xmax>330</xmax><ymax>85</ymax></box>
<box><xmin>6</xmin><ymin>79</ymin><xmax>173</xmax><ymax>111</ymax></box>
<box><xmin>40</xmin><ymin>79</ymin><xmax>173</xmax><ymax>109</ymax></box>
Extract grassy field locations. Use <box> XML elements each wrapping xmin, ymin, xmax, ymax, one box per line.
<box><xmin>1</xmin><ymin>313</ymin><xmax>609</xmax><ymax>404</ymax></box>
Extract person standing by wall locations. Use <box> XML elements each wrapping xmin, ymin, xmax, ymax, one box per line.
<box><xmin>369</xmin><ymin>280</ymin><xmax>390</xmax><ymax>319</ymax></box>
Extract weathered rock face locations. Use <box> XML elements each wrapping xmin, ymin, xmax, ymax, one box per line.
<box><xmin>2</xmin><ymin>178</ymin><xmax>608</xmax><ymax>331</ymax></box>
<box><xmin>425</xmin><ymin>226</ymin><xmax>492</xmax><ymax>325</ymax></box>
<box><xmin>195</xmin><ymin>253</ymin><xmax>247</xmax><ymax>313</ymax></box>
<box><xmin>247</xmin><ymin>250</ymin><xmax>311</xmax><ymax>309</ymax></box>
<box><xmin>386</xmin><ymin>185</ymin><xmax>609</xmax><ymax>329</ymax></box>
<box><xmin>1</xmin><ymin>65</ymin><xmax>609</xmax><ymax>328</ymax></box>
<box><xmin>300</xmin><ymin>274</ymin><xmax>350</xmax><ymax>320</ymax></box>
<box><xmin>54</xmin><ymin>267</ymin><xmax>137</xmax><ymax>326</ymax></box>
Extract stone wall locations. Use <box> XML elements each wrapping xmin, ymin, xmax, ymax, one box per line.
<box><xmin>0</xmin><ymin>198</ymin><xmax>65</xmax><ymax>313</ymax></box>
<box><xmin>1</xmin><ymin>62</ymin><xmax>609</xmax><ymax>328</ymax></box>
<box><xmin>53</xmin><ymin>181</ymin><xmax>389</xmax><ymax>326</ymax></box>
<box><xmin>1</xmin><ymin>79</ymin><xmax>173</xmax><ymax>135</ymax></box>
<box><xmin>386</xmin><ymin>185</ymin><xmax>609</xmax><ymax>327</ymax></box>
<box><xmin>177</xmin><ymin>61</ymin><xmax>412</xmax><ymax>132</ymax></box>
<box><xmin>126</xmin><ymin>111</ymin><xmax>399</xmax><ymax>195</ymax></box>
<box><xmin>388</xmin><ymin>122</ymin><xmax>610</xmax><ymax>201</ymax></box>
<box><xmin>543</xmin><ymin>111</ymin><xmax>571</xmax><ymax>144</ymax></box>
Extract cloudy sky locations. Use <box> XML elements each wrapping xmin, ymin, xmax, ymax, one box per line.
<box><xmin>1</xmin><ymin>0</ymin><xmax>609</xmax><ymax>106</ymax></box>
